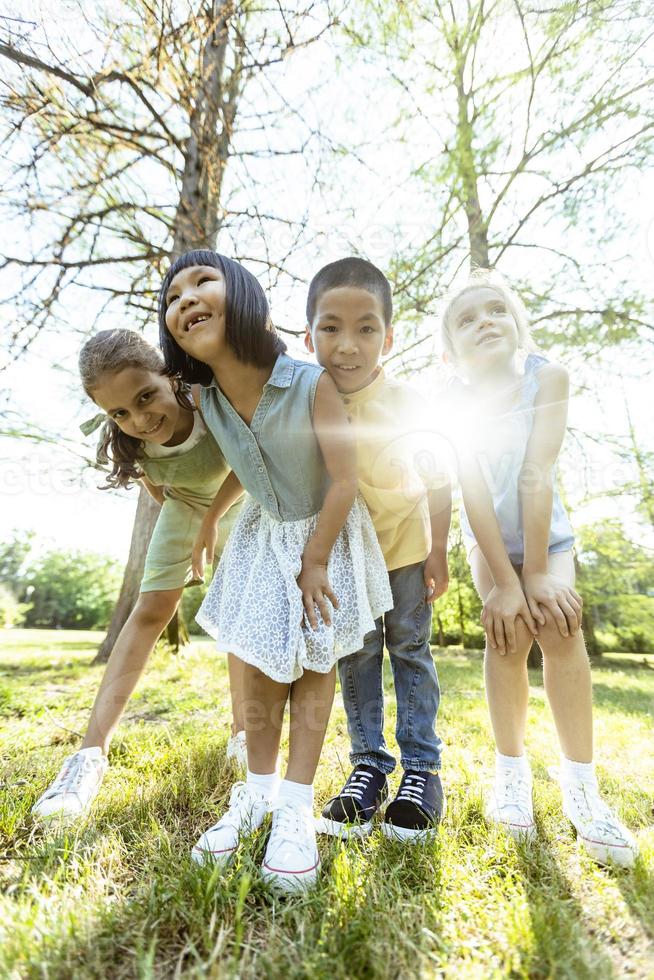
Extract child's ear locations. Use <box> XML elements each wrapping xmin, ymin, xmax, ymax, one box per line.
<box><xmin>304</xmin><ymin>326</ymin><xmax>315</xmax><ymax>354</ymax></box>
<box><xmin>382</xmin><ymin>325</ymin><xmax>394</xmax><ymax>356</ymax></box>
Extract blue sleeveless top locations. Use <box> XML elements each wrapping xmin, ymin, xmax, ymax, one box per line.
<box><xmin>460</xmin><ymin>354</ymin><xmax>574</xmax><ymax>563</ymax></box>
<box><xmin>200</xmin><ymin>353</ymin><xmax>329</xmax><ymax>521</ymax></box>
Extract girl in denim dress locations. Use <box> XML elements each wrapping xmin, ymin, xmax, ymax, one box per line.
<box><xmin>159</xmin><ymin>250</ymin><xmax>391</xmax><ymax>894</ymax></box>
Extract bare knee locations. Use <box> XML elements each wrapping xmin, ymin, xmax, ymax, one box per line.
<box><xmin>485</xmin><ymin>617</ymin><xmax>534</xmax><ymax>664</ymax></box>
<box><xmin>133</xmin><ymin>590</ymin><xmax>180</xmax><ymax>629</ymax></box>
<box><xmin>537</xmin><ymin>609</ymin><xmax>582</xmax><ymax>657</ymax></box>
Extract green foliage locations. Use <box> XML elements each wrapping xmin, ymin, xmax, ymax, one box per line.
<box><xmin>21</xmin><ymin>549</ymin><xmax>123</xmax><ymax>631</ymax></box>
<box><xmin>576</xmin><ymin>519</ymin><xmax>654</xmax><ymax>653</ymax></box>
<box><xmin>0</xmin><ymin>584</ymin><xmax>30</xmax><ymax>629</ymax></box>
<box><xmin>181</xmin><ymin>580</ymin><xmax>209</xmax><ymax>636</ymax></box>
<box><xmin>432</xmin><ymin>513</ymin><xmax>484</xmax><ymax>648</ymax></box>
<box><xmin>0</xmin><ymin>531</ymin><xmax>34</xmax><ymax>589</ymax></box>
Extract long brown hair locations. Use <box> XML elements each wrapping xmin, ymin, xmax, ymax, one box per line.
<box><xmin>79</xmin><ymin>328</ymin><xmax>191</xmax><ymax>489</ymax></box>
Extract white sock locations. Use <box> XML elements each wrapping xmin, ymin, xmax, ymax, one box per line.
<box><xmin>561</xmin><ymin>757</ymin><xmax>596</xmax><ymax>786</ymax></box>
<box><xmin>496</xmin><ymin>751</ymin><xmax>530</xmax><ymax>775</ymax></box>
<box><xmin>246</xmin><ymin>769</ymin><xmax>280</xmax><ymax>800</ymax></box>
<box><xmin>277</xmin><ymin>778</ymin><xmax>314</xmax><ymax>810</ymax></box>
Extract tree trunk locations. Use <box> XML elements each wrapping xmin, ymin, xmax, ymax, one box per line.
<box><xmin>454</xmin><ymin>52</ymin><xmax>489</xmax><ymax>269</ymax></box>
<box><xmin>95</xmin><ymin>3</ymin><xmax>239</xmax><ymax>662</ymax></box>
<box><xmin>164</xmin><ymin>601</ymin><xmax>190</xmax><ymax>652</ymax></box>
<box><xmin>572</xmin><ymin>551</ymin><xmax>601</xmax><ymax>659</ymax></box>
<box><xmin>93</xmin><ymin>488</ymin><xmax>160</xmax><ymax>663</ymax></box>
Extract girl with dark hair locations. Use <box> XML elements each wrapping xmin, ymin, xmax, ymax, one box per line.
<box><xmin>160</xmin><ymin>251</ymin><xmax>392</xmax><ymax>894</ymax></box>
<box><xmin>32</xmin><ymin>329</ymin><xmax>247</xmax><ymax>822</ymax></box>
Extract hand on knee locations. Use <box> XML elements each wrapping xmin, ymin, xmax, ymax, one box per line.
<box><xmin>537</xmin><ymin>608</ymin><xmax>579</xmax><ymax>651</ymax></box>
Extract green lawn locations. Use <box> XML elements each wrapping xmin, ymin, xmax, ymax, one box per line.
<box><xmin>1</xmin><ymin>630</ymin><xmax>653</xmax><ymax>979</ymax></box>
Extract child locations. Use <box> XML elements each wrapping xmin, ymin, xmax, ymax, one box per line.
<box><xmin>32</xmin><ymin>329</ymin><xmax>246</xmax><ymax>821</ymax></box>
<box><xmin>158</xmin><ymin>249</ymin><xmax>392</xmax><ymax>893</ymax></box>
<box><xmin>305</xmin><ymin>257</ymin><xmax>451</xmax><ymax>841</ymax></box>
<box><xmin>442</xmin><ymin>269</ymin><xmax>638</xmax><ymax>867</ymax></box>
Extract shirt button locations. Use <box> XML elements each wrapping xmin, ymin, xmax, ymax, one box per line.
<box><xmin>258</xmin><ymin>465</ymin><xmax>264</xmax><ymax>472</ymax></box>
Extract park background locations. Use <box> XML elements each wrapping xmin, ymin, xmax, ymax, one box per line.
<box><xmin>0</xmin><ymin>1</ymin><xmax>653</xmax><ymax>978</ymax></box>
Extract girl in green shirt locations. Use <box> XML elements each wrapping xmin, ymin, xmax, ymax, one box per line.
<box><xmin>32</xmin><ymin>329</ymin><xmax>244</xmax><ymax>821</ymax></box>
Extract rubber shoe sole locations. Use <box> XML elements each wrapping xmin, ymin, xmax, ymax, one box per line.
<box><xmin>381</xmin><ymin>794</ymin><xmax>446</xmax><ymax>843</ymax></box>
<box><xmin>190</xmin><ymin>841</ymin><xmax>237</xmax><ymax>869</ymax></box>
<box><xmin>577</xmin><ymin>832</ymin><xmax>636</xmax><ymax>868</ymax></box>
<box><xmin>485</xmin><ymin>797</ymin><xmax>535</xmax><ymax>842</ymax></box>
<box><xmin>261</xmin><ymin>855</ymin><xmax>321</xmax><ymax>895</ymax></box>
<box><xmin>491</xmin><ymin>815</ymin><xmax>537</xmax><ymax>842</ymax></box>
<box><xmin>379</xmin><ymin>821</ymin><xmax>440</xmax><ymax>843</ymax></box>
<box><xmin>314</xmin><ymin>815</ymin><xmax>373</xmax><ymax>839</ymax></box>
<box><xmin>486</xmin><ymin>814</ymin><xmax>537</xmax><ymax>842</ymax></box>
<box><xmin>32</xmin><ymin>800</ymin><xmax>87</xmax><ymax>822</ymax></box>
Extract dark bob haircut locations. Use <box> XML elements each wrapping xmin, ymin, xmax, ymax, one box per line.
<box><xmin>306</xmin><ymin>256</ymin><xmax>393</xmax><ymax>327</ymax></box>
<box><xmin>158</xmin><ymin>249</ymin><xmax>286</xmax><ymax>384</ymax></box>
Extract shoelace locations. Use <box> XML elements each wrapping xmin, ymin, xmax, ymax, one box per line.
<box><xmin>396</xmin><ymin>773</ymin><xmax>427</xmax><ymax>806</ymax></box>
<box><xmin>211</xmin><ymin>781</ymin><xmax>264</xmax><ymax>831</ymax></box>
<box><xmin>497</xmin><ymin>768</ymin><xmax>531</xmax><ymax>810</ymax></box>
<box><xmin>40</xmin><ymin>753</ymin><xmax>97</xmax><ymax>802</ymax></box>
<box><xmin>343</xmin><ymin>769</ymin><xmax>374</xmax><ymax>802</ymax></box>
<box><xmin>269</xmin><ymin>802</ymin><xmax>312</xmax><ymax>845</ymax></box>
<box><xmin>561</xmin><ymin>781</ymin><xmax>628</xmax><ymax>842</ymax></box>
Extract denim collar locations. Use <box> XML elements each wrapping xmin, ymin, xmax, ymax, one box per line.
<box><xmin>264</xmin><ymin>352</ymin><xmax>295</xmax><ymax>389</ymax></box>
<box><xmin>207</xmin><ymin>352</ymin><xmax>295</xmax><ymax>391</ymax></box>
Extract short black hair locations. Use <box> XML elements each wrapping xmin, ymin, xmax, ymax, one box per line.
<box><xmin>306</xmin><ymin>257</ymin><xmax>393</xmax><ymax>327</ymax></box>
<box><xmin>158</xmin><ymin>249</ymin><xmax>286</xmax><ymax>384</ymax></box>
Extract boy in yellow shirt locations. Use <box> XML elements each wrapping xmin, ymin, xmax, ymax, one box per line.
<box><xmin>305</xmin><ymin>257</ymin><xmax>451</xmax><ymax>840</ymax></box>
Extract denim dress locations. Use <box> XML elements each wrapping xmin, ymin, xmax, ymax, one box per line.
<box><xmin>196</xmin><ymin>353</ymin><xmax>392</xmax><ymax>683</ymax></box>
<box><xmin>460</xmin><ymin>353</ymin><xmax>575</xmax><ymax>563</ymax></box>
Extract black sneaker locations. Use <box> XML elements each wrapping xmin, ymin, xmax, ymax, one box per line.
<box><xmin>381</xmin><ymin>770</ymin><xmax>445</xmax><ymax>842</ymax></box>
<box><xmin>316</xmin><ymin>764</ymin><xmax>388</xmax><ymax>839</ymax></box>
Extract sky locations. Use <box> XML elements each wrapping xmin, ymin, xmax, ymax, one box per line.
<box><xmin>1</xmin><ymin>2</ymin><xmax>653</xmax><ymax>564</ymax></box>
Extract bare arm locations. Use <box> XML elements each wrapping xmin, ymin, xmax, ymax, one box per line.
<box><xmin>520</xmin><ymin>363</ymin><xmax>582</xmax><ymax>635</ymax></box>
<box><xmin>424</xmin><ymin>484</ymin><xmax>451</xmax><ymax>603</ymax></box>
<box><xmin>191</xmin><ymin>469</ymin><xmax>245</xmax><ymax>580</ymax></box>
<box><xmin>300</xmin><ymin>372</ymin><xmax>359</xmax><ymax>629</ymax></box>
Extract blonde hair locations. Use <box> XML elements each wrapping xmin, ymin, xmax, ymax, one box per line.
<box><xmin>440</xmin><ymin>269</ymin><xmax>535</xmax><ymax>361</ymax></box>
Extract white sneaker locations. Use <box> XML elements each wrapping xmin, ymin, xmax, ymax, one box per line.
<box><xmin>191</xmin><ymin>781</ymin><xmax>271</xmax><ymax>869</ymax></box>
<box><xmin>226</xmin><ymin>730</ymin><xmax>247</xmax><ymax>772</ymax></box>
<box><xmin>261</xmin><ymin>801</ymin><xmax>321</xmax><ymax>895</ymax></box>
<box><xmin>32</xmin><ymin>747</ymin><xmax>108</xmax><ymax>821</ymax></box>
<box><xmin>486</xmin><ymin>765</ymin><xmax>535</xmax><ymax>840</ymax></box>
<box><xmin>558</xmin><ymin>775</ymin><xmax>638</xmax><ymax>868</ymax></box>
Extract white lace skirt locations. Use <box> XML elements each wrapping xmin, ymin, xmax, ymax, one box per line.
<box><xmin>196</xmin><ymin>495</ymin><xmax>393</xmax><ymax>683</ymax></box>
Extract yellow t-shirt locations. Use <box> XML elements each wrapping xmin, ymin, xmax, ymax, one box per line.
<box><xmin>341</xmin><ymin>369</ymin><xmax>450</xmax><ymax>572</ymax></box>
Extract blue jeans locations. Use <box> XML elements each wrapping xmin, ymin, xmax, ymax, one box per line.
<box><xmin>338</xmin><ymin>561</ymin><xmax>442</xmax><ymax>774</ymax></box>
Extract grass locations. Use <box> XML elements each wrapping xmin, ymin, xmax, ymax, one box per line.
<box><xmin>1</xmin><ymin>629</ymin><xmax>653</xmax><ymax>979</ymax></box>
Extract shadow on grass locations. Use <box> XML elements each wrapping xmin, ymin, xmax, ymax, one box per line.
<box><xmin>515</xmin><ymin>841</ymin><xmax>618</xmax><ymax>979</ymax></box>
<box><xmin>590</xmin><ymin>682</ymin><xmax>654</xmax><ymax>717</ymax></box>
<box><xmin>590</xmin><ymin>656</ymin><xmax>654</xmax><ymax>674</ymax></box>
<box><xmin>616</xmin><ymin>856</ymin><xmax>654</xmax><ymax>943</ymax></box>
<box><xmin>0</xmin><ymin>662</ymin><xmax>93</xmax><ymax>683</ymax></box>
